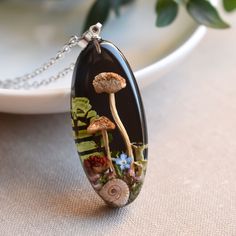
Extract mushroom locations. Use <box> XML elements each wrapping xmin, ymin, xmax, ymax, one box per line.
<box><xmin>93</xmin><ymin>72</ymin><xmax>134</xmax><ymax>160</ymax></box>
<box><xmin>87</xmin><ymin>116</ymin><xmax>115</xmax><ymax>166</ymax></box>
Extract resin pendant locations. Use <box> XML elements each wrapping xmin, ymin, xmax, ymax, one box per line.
<box><xmin>71</xmin><ymin>39</ymin><xmax>148</xmax><ymax>208</ymax></box>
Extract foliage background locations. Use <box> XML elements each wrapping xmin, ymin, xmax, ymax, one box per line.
<box><xmin>83</xmin><ymin>0</ymin><xmax>236</xmax><ymax>31</ymax></box>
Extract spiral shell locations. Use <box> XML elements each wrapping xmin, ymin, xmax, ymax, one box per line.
<box><xmin>99</xmin><ymin>179</ymin><xmax>130</xmax><ymax>207</ymax></box>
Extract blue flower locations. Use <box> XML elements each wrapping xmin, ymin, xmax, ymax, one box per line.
<box><xmin>115</xmin><ymin>153</ymin><xmax>132</xmax><ymax>171</ymax></box>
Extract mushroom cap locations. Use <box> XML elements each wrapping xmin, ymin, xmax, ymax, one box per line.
<box><xmin>87</xmin><ymin>116</ymin><xmax>115</xmax><ymax>134</ymax></box>
<box><xmin>93</xmin><ymin>72</ymin><xmax>126</xmax><ymax>94</ymax></box>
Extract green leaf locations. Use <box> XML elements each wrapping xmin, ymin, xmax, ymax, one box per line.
<box><xmin>82</xmin><ymin>0</ymin><xmax>111</xmax><ymax>32</ymax></box>
<box><xmin>111</xmin><ymin>0</ymin><xmax>135</xmax><ymax>16</ymax></box>
<box><xmin>174</xmin><ymin>0</ymin><xmax>184</xmax><ymax>4</ymax></box>
<box><xmin>120</xmin><ymin>0</ymin><xmax>135</xmax><ymax>3</ymax></box>
<box><xmin>87</xmin><ymin>110</ymin><xmax>98</xmax><ymax>120</ymax></box>
<box><xmin>223</xmin><ymin>0</ymin><xmax>236</xmax><ymax>12</ymax></box>
<box><xmin>155</xmin><ymin>0</ymin><xmax>178</xmax><ymax>27</ymax></box>
<box><xmin>112</xmin><ymin>0</ymin><xmax>122</xmax><ymax>16</ymax></box>
<box><xmin>76</xmin><ymin>141</ymin><xmax>98</xmax><ymax>152</ymax></box>
<box><xmin>77</xmin><ymin>130</ymin><xmax>93</xmax><ymax>139</ymax></box>
<box><xmin>114</xmin><ymin>164</ymin><xmax>123</xmax><ymax>178</ymax></box>
<box><xmin>187</xmin><ymin>0</ymin><xmax>230</xmax><ymax>29</ymax></box>
<box><xmin>71</xmin><ymin>97</ymin><xmax>92</xmax><ymax>120</ymax></box>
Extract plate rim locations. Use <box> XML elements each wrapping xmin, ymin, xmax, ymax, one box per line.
<box><xmin>136</xmin><ymin>26</ymin><xmax>207</xmax><ymax>86</ymax></box>
<box><xmin>0</xmin><ymin>25</ymin><xmax>207</xmax><ymax>98</ymax></box>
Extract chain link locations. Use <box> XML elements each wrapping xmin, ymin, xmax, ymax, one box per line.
<box><xmin>0</xmin><ymin>23</ymin><xmax>103</xmax><ymax>90</ymax></box>
<box><xmin>0</xmin><ymin>35</ymin><xmax>80</xmax><ymax>90</ymax></box>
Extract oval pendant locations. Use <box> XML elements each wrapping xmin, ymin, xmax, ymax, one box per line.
<box><xmin>71</xmin><ymin>40</ymin><xmax>148</xmax><ymax>208</ymax></box>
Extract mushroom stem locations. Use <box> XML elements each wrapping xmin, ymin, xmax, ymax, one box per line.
<box><xmin>109</xmin><ymin>93</ymin><xmax>133</xmax><ymax>159</ymax></box>
<box><xmin>101</xmin><ymin>130</ymin><xmax>111</xmax><ymax>162</ymax></box>
<box><xmin>101</xmin><ymin>130</ymin><xmax>115</xmax><ymax>172</ymax></box>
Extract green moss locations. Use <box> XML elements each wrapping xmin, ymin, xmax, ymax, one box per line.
<box><xmin>129</xmin><ymin>182</ymin><xmax>143</xmax><ymax>203</ymax></box>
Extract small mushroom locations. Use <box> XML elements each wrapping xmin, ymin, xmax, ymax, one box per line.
<box><xmin>93</xmin><ymin>72</ymin><xmax>126</xmax><ymax>94</ymax></box>
<box><xmin>87</xmin><ymin>116</ymin><xmax>115</xmax><ymax>166</ymax></box>
<box><xmin>93</xmin><ymin>72</ymin><xmax>134</xmax><ymax>160</ymax></box>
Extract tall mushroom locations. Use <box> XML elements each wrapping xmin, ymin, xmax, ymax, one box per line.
<box><xmin>87</xmin><ymin>116</ymin><xmax>115</xmax><ymax>168</ymax></box>
<box><xmin>93</xmin><ymin>72</ymin><xmax>134</xmax><ymax>159</ymax></box>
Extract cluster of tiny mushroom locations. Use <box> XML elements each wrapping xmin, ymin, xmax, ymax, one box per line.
<box><xmin>86</xmin><ymin>72</ymin><xmax>134</xmax><ymax>207</ymax></box>
<box><xmin>92</xmin><ymin>72</ymin><xmax>133</xmax><ymax>159</ymax></box>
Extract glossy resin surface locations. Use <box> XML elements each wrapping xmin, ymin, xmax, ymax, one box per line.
<box><xmin>71</xmin><ymin>40</ymin><xmax>148</xmax><ymax>207</ymax></box>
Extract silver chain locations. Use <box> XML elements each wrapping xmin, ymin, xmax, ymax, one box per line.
<box><xmin>0</xmin><ymin>23</ymin><xmax>102</xmax><ymax>90</ymax></box>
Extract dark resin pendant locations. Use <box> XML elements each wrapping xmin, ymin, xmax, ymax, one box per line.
<box><xmin>71</xmin><ymin>40</ymin><xmax>148</xmax><ymax>207</ymax></box>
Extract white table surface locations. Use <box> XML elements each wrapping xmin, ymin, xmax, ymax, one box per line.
<box><xmin>0</xmin><ymin>15</ymin><xmax>236</xmax><ymax>236</ymax></box>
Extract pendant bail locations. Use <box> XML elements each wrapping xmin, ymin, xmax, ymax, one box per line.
<box><xmin>78</xmin><ymin>23</ymin><xmax>102</xmax><ymax>49</ymax></box>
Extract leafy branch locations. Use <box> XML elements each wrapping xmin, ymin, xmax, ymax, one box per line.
<box><xmin>83</xmin><ymin>0</ymin><xmax>236</xmax><ymax>31</ymax></box>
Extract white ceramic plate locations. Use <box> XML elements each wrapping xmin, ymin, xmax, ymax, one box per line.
<box><xmin>0</xmin><ymin>0</ymin><xmax>206</xmax><ymax>114</ymax></box>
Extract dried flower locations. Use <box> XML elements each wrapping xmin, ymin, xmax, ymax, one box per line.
<box><xmin>115</xmin><ymin>153</ymin><xmax>132</xmax><ymax>171</ymax></box>
<box><xmin>84</xmin><ymin>155</ymin><xmax>110</xmax><ymax>174</ymax></box>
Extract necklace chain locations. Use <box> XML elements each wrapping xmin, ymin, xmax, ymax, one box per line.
<box><xmin>0</xmin><ymin>23</ymin><xmax>102</xmax><ymax>90</ymax></box>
